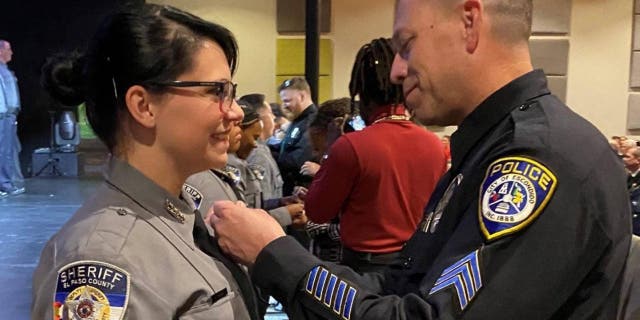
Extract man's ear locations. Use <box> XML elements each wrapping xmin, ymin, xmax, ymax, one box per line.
<box><xmin>124</xmin><ymin>85</ymin><xmax>157</xmax><ymax>128</ymax></box>
<box><xmin>462</xmin><ymin>0</ymin><xmax>482</xmax><ymax>53</ymax></box>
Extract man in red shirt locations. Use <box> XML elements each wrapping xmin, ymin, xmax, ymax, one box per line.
<box><xmin>304</xmin><ymin>38</ymin><xmax>447</xmax><ymax>273</ymax></box>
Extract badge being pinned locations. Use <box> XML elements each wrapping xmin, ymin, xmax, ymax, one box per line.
<box><xmin>479</xmin><ymin>156</ymin><xmax>557</xmax><ymax>241</ymax></box>
<box><xmin>54</xmin><ymin>261</ymin><xmax>130</xmax><ymax>320</ymax></box>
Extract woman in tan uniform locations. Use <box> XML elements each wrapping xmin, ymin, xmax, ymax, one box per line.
<box><xmin>32</xmin><ymin>4</ymin><xmax>259</xmax><ymax>319</ymax></box>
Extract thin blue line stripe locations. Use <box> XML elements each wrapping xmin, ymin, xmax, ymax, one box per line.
<box><xmin>315</xmin><ymin>269</ymin><xmax>329</xmax><ymax>300</ymax></box>
<box><xmin>324</xmin><ymin>275</ymin><xmax>338</xmax><ymax>306</ymax></box>
<box><xmin>430</xmin><ymin>274</ymin><xmax>469</xmax><ymax>309</ymax></box>
<box><xmin>342</xmin><ymin>287</ymin><xmax>357</xmax><ymax>320</ymax></box>
<box><xmin>333</xmin><ymin>281</ymin><xmax>347</xmax><ymax>313</ymax></box>
<box><xmin>306</xmin><ymin>266</ymin><xmax>319</xmax><ymax>293</ymax></box>
<box><xmin>429</xmin><ymin>250</ymin><xmax>483</xmax><ymax>311</ymax></box>
<box><xmin>470</xmin><ymin>256</ymin><xmax>482</xmax><ymax>288</ymax></box>
<box><xmin>441</xmin><ymin>251</ymin><xmax>477</xmax><ymax>276</ymax></box>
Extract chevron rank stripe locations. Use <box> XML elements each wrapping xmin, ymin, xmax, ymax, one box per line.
<box><xmin>305</xmin><ymin>266</ymin><xmax>357</xmax><ymax>320</ymax></box>
<box><xmin>429</xmin><ymin>250</ymin><xmax>482</xmax><ymax>311</ymax></box>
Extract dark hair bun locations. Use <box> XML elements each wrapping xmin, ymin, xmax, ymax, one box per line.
<box><xmin>41</xmin><ymin>51</ymin><xmax>87</xmax><ymax>106</ymax></box>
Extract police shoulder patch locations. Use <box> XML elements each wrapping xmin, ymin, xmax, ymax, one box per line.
<box><xmin>479</xmin><ymin>156</ymin><xmax>557</xmax><ymax>241</ymax></box>
<box><xmin>54</xmin><ymin>260</ymin><xmax>130</xmax><ymax>320</ymax></box>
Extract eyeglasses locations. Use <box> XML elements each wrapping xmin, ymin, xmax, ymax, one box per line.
<box><xmin>146</xmin><ymin>80</ymin><xmax>237</xmax><ymax>114</ymax></box>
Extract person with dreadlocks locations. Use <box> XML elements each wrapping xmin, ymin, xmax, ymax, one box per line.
<box><xmin>302</xmin><ymin>38</ymin><xmax>446</xmax><ymax>274</ymax></box>
<box><xmin>210</xmin><ymin>1</ymin><xmax>636</xmax><ymax>318</ymax></box>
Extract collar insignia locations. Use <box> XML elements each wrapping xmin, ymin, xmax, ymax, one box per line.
<box><xmin>165</xmin><ymin>198</ymin><xmax>186</xmax><ymax>223</ymax></box>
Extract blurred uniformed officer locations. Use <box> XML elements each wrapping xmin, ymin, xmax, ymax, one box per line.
<box><xmin>230</xmin><ymin>103</ymin><xmax>306</xmax><ymax>228</ymax></box>
<box><xmin>623</xmin><ymin>147</ymin><xmax>640</xmax><ymax>235</ymax></box>
<box><xmin>209</xmin><ymin>0</ymin><xmax>634</xmax><ymax>319</ymax></box>
<box><xmin>187</xmin><ymin>103</ymin><xmax>305</xmax><ymax>231</ymax></box>
<box><xmin>32</xmin><ymin>4</ymin><xmax>259</xmax><ymax>319</ymax></box>
<box><xmin>185</xmin><ymin>122</ymin><xmax>246</xmax><ymax>235</ymax></box>
<box><xmin>240</xmin><ymin>93</ymin><xmax>285</xmax><ymax>200</ymax></box>
<box><xmin>277</xmin><ymin>77</ymin><xmax>317</xmax><ymax>196</ymax></box>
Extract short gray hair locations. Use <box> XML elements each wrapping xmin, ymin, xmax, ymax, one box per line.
<box><xmin>483</xmin><ymin>0</ymin><xmax>532</xmax><ymax>43</ymax></box>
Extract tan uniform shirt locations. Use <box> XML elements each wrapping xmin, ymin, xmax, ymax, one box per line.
<box><xmin>227</xmin><ymin>154</ymin><xmax>291</xmax><ymax>226</ymax></box>
<box><xmin>31</xmin><ymin>158</ymin><xmax>251</xmax><ymax>319</ymax></box>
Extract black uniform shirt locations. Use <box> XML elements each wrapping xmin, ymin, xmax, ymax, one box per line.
<box><xmin>251</xmin><ymin>70</ymin><xmax>631</xmax><ymax>319</ymax></box>
<box><xmin>277</xmin><ymin>104</ymin><xmax>317</xmax><ymax>195</ymax></box>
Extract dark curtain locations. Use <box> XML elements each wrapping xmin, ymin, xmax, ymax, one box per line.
<box><xmin>0</xmin><ymin>0</ymin><xmax>142</xmax><ymax>176</ymax></box>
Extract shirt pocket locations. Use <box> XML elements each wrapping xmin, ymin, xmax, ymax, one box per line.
<box><xmin>178</xmin><ymin>289</ymin><xmax>241</xmax><ymax>320</ymax></box>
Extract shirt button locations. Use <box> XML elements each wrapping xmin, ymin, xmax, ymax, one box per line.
<box><xmin>519</xmin><ymin>103</ymin><xmax>530</xmax><ymax>111</ymax></box>
<box><xmin>403</xmin><ymin>257</ymin><xmax>413</xmax><ymax>269</ymax></box>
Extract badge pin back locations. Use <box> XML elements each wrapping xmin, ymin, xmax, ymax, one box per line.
<box><xmin>420</xmin><ymin>212</ymin><xmax>434</xmax><ymax>233</ymax></box>
<box><xmin>429</xmin><ymin>174</ymin><xmax>464</xmax><ymax>234</ymax></box>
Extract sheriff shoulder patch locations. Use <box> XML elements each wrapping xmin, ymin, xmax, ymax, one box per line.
<box><xmin>479</xmin><ymin>156</ymin><xmax>557</xmax><ymax>241</ymax></box>
<box><xmin>183</xmin><ymin>183</ymin><xmax>203</xmax><ymax>210</ymax></box>
<box><xmin>54</xmin><ymin>261</ymin><xmax>130</xmax><ymax>320</ymax></box>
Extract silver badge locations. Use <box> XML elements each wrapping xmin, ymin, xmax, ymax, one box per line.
<box><xmin>65</xmin><ymin>285</ymin><xmax>104</xmax><ymax>319</ymax></box>
<box><xmin>290</xmin><ymin>127</ymin><xmax>300</xmax><ymax>139</ymax></box>
<box><xmin>420</xmin><ymin>174</ymin><xmax>463</xmax><ymax>233</ymax></box>
<box><xmin>224</xmin><ymin>165</ymin><xmax>242</xmax><ymax>186</ymax></box>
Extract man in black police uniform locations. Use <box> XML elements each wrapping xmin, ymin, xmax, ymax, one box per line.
<box><xmin>209</xmin><ymin>0</ymin><xmax>633</xmax><ymax>319</ymax></box>
<box><xmin>277</xmin><ymin>77</ymin><xmax>317</xmax><ymax>196</ymax></box>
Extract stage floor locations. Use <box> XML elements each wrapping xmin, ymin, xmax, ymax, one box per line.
<box><xmin>0</xmin><ymin>177</ymin><xmax>287</xmax><ymax>319</ymax></box>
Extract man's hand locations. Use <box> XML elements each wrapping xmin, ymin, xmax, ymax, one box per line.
<box><xmin>291</xmin><ymin>211</ymin><xmax>308</xmax><ymax>229</ymax></box>
<box><xmin>300</xmin><ymin>161</ymin><xmax>321</xmax><ymax>177</ymax></box>
<box><xmin>280</xmin><ymin>186</ymin><xmax>308</xmax><ymax>205</ymax></box>
<box><xmin>286</xmin><ymin>202</ymin><xmax>304</xmax><ymax>217</ymax></box>
<box><xmin>286</xmin><ymin>203</ymin><xmax>308</xmax><ymax>229</ymax></box>
<box><xmin>292</xmin><ymin>186</ymin><xmax>308</xmax><ymax>201</ymax></box>
<box><xmin>208</xmin><ymin>201</ymin><xmax>286</xmax><ymax>266</ymax></box>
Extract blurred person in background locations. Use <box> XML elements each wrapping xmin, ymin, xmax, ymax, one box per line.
<box><xmin>300</xmin><ymin>97</ymin><xmax>352</xmax><ymax>263</ymax></box>
<box><xmin>240</xmin><ymin>93</ymin><xmax>284</xmax><ymax>200</ymax></box>
<box><xmin>304</xmin><ymin>38</ymin><xmax>447</xmax><ymax>274</ymax></box>
<box><xmin>276</xmin><ymin>77</ymin><xmax>317</xmax><ymax>196</ymax></box>
<box><xmin>0</xmin><ymin>39</ymin><xmax>24</xmax><ymax>196</ymax></box>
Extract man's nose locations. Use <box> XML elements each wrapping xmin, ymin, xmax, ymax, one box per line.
<box><xmin>390</xmin><ymin>53</ymin><xmax>408</xmax><ymax>85</ymax></box>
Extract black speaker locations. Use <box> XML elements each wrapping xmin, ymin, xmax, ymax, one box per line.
<box><xmin>277</xmin><ymin>0</ymin><xmax>331</xmax><ymax>33</ymax></box>
<box><xmin>32</xmin><ymin>150</ymin><xmax>84</xmax><ymax>177</ymax></box>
